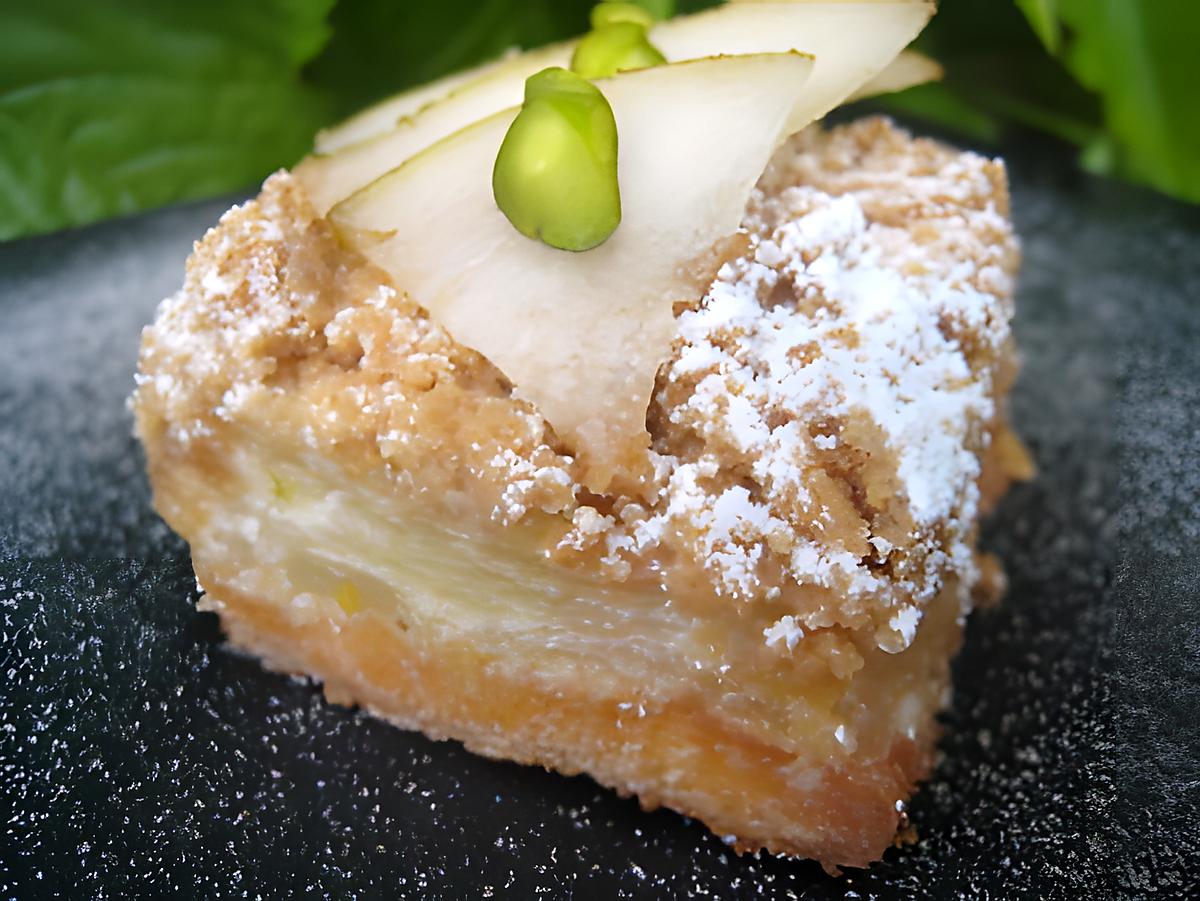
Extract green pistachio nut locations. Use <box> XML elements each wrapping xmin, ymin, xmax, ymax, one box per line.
<box><xmin>590</xmin><ymin>1</ymin><xmax>657</xmax><ymax>30</ymax></box>
<box><xmin>632</xmin><ymin>0</ymin><xmax>674</xmax><ymax>20</ymax></box>
<box><xmin>570</xmin><ymin>21</ymin><xmax>667</xmax><ymax>80</ymax></box>
<box><xmin>492</xmin><ymin>67</ymin><xmax>621</xmax><ymax>252</ymax></box>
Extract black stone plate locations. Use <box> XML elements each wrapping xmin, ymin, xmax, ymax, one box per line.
<box><xmin>2</xmin><ymin>129</ymin><xmax>1198</xmax><ymax>899</ymax></box>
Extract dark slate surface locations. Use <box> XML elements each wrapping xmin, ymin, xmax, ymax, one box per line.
<box><xmin>1</xmin><ymin>133</ymin><xmax>1198</xmax><ymax>899</ymax></box>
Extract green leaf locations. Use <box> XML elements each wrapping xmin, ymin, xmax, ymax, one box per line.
<box><xmin>873</xmin><ymin>0</ymin><xmax>1199</xmax><ymax>204</ymax></box>
<box><xmin>867</xmin><ymin>83</ymin><xmax>1003</xmax><ymax>143</ymax></box>
<box><xmin>1057</xmin><ymin>0</ymin><xmax>1200</xmax><ymax>202</ymax></box>
<box><xmin>872</xmin><ymin>0</ymin><xmax>1100</xmax><ymax>153</ymax></box>
<box><xmin>1015</xmin><ymin>0</ymin><xmax>1061</xmax><ymax>53</ymax></box>
<box><xmin>0</xmin><ymin>0</ymin><xmax>334</xmax><ymax>240</ymax></box>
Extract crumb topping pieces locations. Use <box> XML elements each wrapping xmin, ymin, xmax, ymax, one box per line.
<box><xmin>562</xmin><ymin>120</ymin><xmax>1018</xmax><ymax>649</ymax></box>
<box><xmin>134</xmin><ymin>117</ymin><xmax>1020</xmax><ymax>655</ymax></box>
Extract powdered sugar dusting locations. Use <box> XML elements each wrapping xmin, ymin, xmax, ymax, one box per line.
<box><xmin>764</xmin><ymin>615</ymin><xmax>805</xmax><ymax>650</ymax></box>
<box><xmin>563</xmin><ymin>119</ymin><xmax>1019</xmax><ymax>650</ymax></box>
<box><xmin>489</xmin><ymin>448</ymin><xmax>576</xmax><ymax>525</ymax></box>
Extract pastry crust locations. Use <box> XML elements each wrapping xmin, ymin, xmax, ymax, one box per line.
<box><xmin>134</xmin><ymin>117</ymin><xmax>1029</xmax><ymax>869</ymax></box>
<box><xmin>201</xmin><ymin>577</ymin><xmax>958</xmax><ymax>868</ymax></box>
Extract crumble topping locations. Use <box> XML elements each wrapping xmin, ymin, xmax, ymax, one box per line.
<box><xmin>576</xmin><ymin>121</ymin><xmax>1019</xmax><ymax>649</ymax></box>
<box><xmin>134</xmin><ymin>117</ymin><xmax>1021</xmax><ymax>655</ymax></box>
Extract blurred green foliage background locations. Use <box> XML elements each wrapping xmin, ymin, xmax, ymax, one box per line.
<box><xmin>1</xmin><ymin>0</ymin><xmax>1196</xmax><ymax>240</ymax></box>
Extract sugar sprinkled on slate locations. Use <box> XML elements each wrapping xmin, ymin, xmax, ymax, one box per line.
<box><xmin>2</xmin><ymin>134</ymin><xmax>1199</xmax><ymax>897</ymax></box>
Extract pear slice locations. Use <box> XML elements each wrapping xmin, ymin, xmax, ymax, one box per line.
<box><xmin>654</xmin><ymin>1</ymin><xmax>933</xmax><ymax>132</ymax></box>
<box><xmin>315</xmin><ymin>2</ymin><xmax>935</xmax><ymax>155</ymax></box>
<box><xmin>299</xmin><ymin>1</ymin><xmax>933</xmax><ymax>214</ymax></box>
<box><xmin>298</xmin><ymin>43</ymin><xmax>573</xmax><ymax>214</ymax></box>
<box><xmin>331</xmin><ymin>53</ymin><xmax>814</xmax><ymax>488</ymax></box>
<box><xmin>848</xmin><ymin>49</ymin><xmax>942</xmax><ymax>101</ymax></box>
<box><xmin>314</xmin><ymin>57</ymin><xmax>508</xmax><ymax>155</ymax></box>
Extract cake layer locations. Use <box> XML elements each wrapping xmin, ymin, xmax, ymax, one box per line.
<box><xmin>144</xmin><ymin>428</ymin><xmax>964</xmax><ymax>867</ymax></box>
<box><xmin>148</xmin><ymin>427</ymin><xmax>959</xmax><ymax>757</ymax></box>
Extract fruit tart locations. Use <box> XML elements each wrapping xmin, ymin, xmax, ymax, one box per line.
<box><xmin>133</xmin><ymin>0</ymin><xmax>1032</xmax><ymax>870</ymax></box>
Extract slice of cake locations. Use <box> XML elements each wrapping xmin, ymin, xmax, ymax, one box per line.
<box><xmin>134</xmin><ymin>116</ymin><xmax>1028</xmax><ymax>869</ymax></box>
<box><xmin>133</xmin><ymin>1</ymin><xmax>1030</xmax><ymax>870</ymax></box>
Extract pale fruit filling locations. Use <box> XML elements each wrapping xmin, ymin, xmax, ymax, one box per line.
<box><xmin>149</xmin><ymin>424</ymin><xmax>961</xmax><ymax>772</ymax></box>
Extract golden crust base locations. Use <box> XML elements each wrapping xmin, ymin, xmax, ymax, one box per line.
<box><xmin>200</xmin><ymin>576</ymin><xmax>957</xmax><ymax>869</ymax></box>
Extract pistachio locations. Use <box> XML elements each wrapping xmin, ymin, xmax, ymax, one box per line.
<box><xmin>633</xmin><ymin>0</ymin><xmax>675</xmax><ymax>20</ymax></box>
<box><xmin>571</xmin><ymin>21</ymin><xmax>667</xmax><ymax>80</ymax></box>
<box><xmin>590</xmin><ymin>1</ymin><xmax>657</xmax><ymax>30</ymax></box>
<box><xmin>492</xmin><ymin>67</ymin><xmax>621</xmax><ymax>252</ymax></box>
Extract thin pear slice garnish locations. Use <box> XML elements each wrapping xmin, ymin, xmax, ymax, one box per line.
<box><xmin>313</xmin><ymin>49</ymin><xmax>552</xmax><ymax>155</ymax></box>
<box><xmin>300</xmin><ymin>1</ymin><xmax>933</xmax><ymax>214</ymax></box>
<box><xmin>331</xmin><ymin>53</ymin><xmax>814</xmax><ymax>489</ymax></box>
<box><xmin>298</xmin><ymin>43</ymin><xmax>571</xmax><ymax>214</ymax></box>
<box><xmin>848</xmin><ymin>49</ymin><xmax>942</xmax><ymax>100</ymax></box>
<box><xmin>315</xmin><ymin>62</ymin><xmax>499</xmax><ymax>155</ymax></box>
<box><xmin>315</xmin><ymin>2</ymin><xmax>935</xmax><ymax>155</ymax></box>
<box><xmin>655</xmin><ymin>1</ymin><xmax>933</xmax><ymax>132</ymax></box>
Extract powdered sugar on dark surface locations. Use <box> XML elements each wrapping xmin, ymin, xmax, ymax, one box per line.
<box><xmin>2</xmin><ymin>132</ymin><xmax>1198</xmax><ymax>898</ymax></box>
